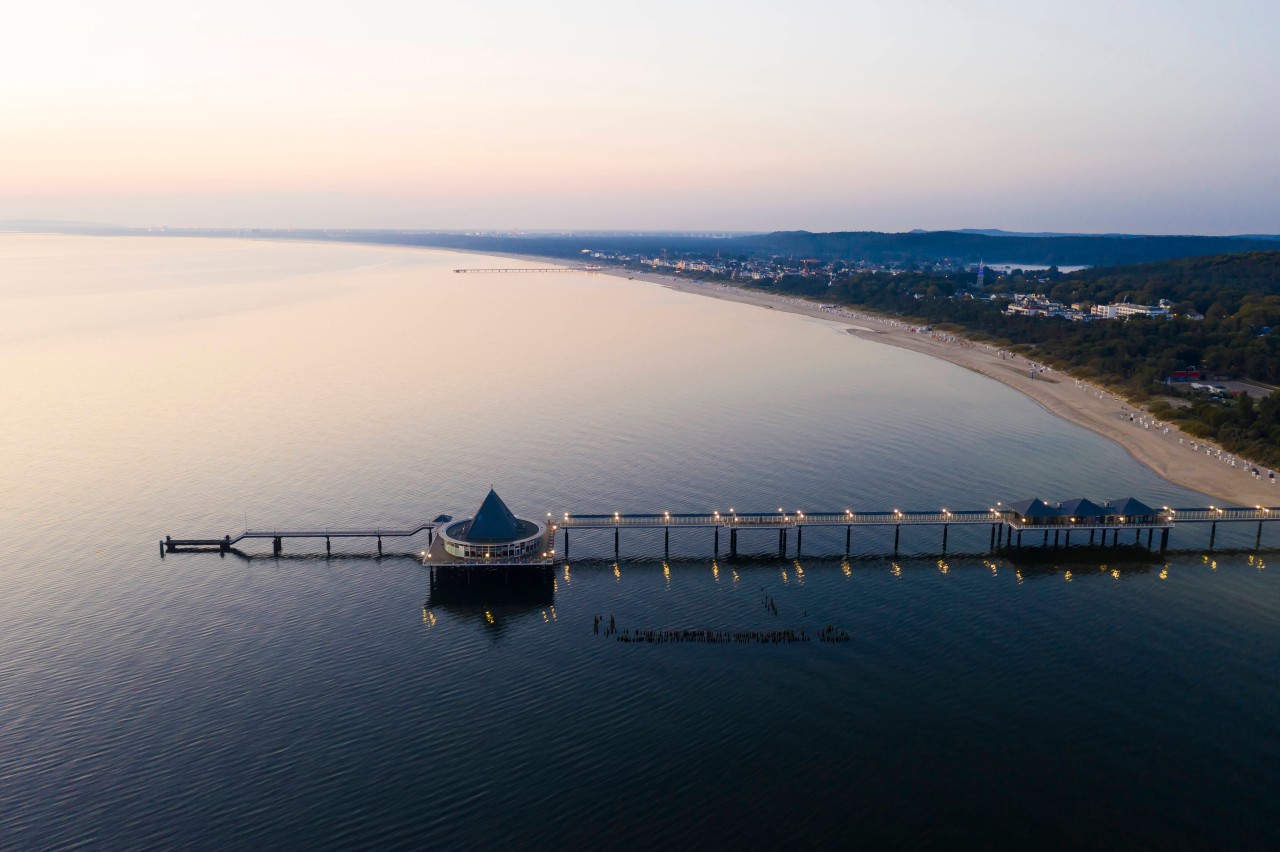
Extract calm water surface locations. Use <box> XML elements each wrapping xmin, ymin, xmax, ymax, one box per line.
<box><xmin>2</xmin><ymin>235</ymin><xmax>1278</xmax><ymax>848</ymax></box>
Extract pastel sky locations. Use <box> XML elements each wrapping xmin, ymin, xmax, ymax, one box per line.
<box><xmin>3</xmin><ymin>0</ymin><xmax>1278</xmax><ymax>233</ymax></box>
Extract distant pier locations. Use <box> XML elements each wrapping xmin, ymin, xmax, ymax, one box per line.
<box><xmin>452</xmin><ymin>266</ymin><xmax>601</xmax><ymax>273</ymax></box>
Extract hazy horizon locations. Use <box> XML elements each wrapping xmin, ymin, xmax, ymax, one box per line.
<box><xmin>4</xmin><ymin>0</ymin><xmax>1278</xmax><ymax>234</ymax></box>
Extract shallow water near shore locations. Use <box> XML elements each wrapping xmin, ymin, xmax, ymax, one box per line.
<box><xmin>3</xmin><ymin>235</ymin><xmax>1279</xmax><ymax>847</ymax></box>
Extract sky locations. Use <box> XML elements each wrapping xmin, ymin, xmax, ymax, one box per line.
<box><xmin>2</xmin><ymin>0</ymin><xmax>1278</xmax><ymax>234</ymax></box>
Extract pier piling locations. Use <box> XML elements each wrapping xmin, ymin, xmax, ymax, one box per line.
<box><xmin>1210</xmin><ymin>522</ymin><xmax>1217</xmax><ymax>550</ymax></box>
<box><xmin>894</xmin><ymin>525</ymin><xmax>900</xmax><ymax>555</ymax></box>
<box><xmin>942</xmin><ymin>524</ymin><xmax>948</xmax><ymax>553</ymax></box>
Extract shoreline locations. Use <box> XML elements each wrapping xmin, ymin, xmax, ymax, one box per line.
<box><xmin>556</xmin><ymin>259</ymin><xmax>1274</xmax><ymax>508</ymax></box>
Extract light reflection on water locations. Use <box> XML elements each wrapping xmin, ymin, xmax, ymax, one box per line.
<box><xmin>2</xmin><ymin>235</ymin><xmax>1279</xmax><ymax>848</ymax></box>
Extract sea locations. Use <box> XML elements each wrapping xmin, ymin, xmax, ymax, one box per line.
<box><xmin>3</xmin><ymin>235</ymin><xmax>1278</xmax><ymax>848</ymax></box>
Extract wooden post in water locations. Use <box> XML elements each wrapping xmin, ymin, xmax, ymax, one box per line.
<box><xmin>377</xmin><ymin>536</ymin><xmax>382</xmax><ymax>556</ymax></box>
<box><xmin>1257</xmin><ymin>521</ymin><xmax>1263</xmax><ymax>550</ymax></box>
<box><xmin>941</xmin><ymin>524</ymin><xmax>948</xmax><ymax>553</ymax></box>
<box><xmin>1065</xmin><ymin>530</ymin><xmax>1070</xmax><ymax>547</ymax></box>
<box><xmin>1053</xmin><ymin>530</ymin><xmax>1059</xmax><ymax>548</ymax></box>
<box><xmin>1016</xmin><ymin>530</ymin><xmax>1022</xmax><ymax>548</ymax></box>
<box><xmin>664</xmin><ymin>526</ymin><xmax>669</xmax><ymax>557</ymax></box>
<box><xmin>614</xmin><ymin>527</ymin><xmax>620</xmax><ymax>558</ymax></box>
<box><xmin>1147</xmin><ymin>529</ymin><xmax>1153</xmax><ymax>548</ymax></box>
<box><xmin>797</xmin><ymin>525</ymin><xmax>803</xmax><ymax>556</ymax></box>
<box><xmin>564</xmin><ymin>529</ymin><xmax>569</xmax><ymax>562</ymax></box>
<box><xmin>1090</xmin><ymin>530</ymin><xmax>1095</xmax><ymax>545</ymax></box>
<box><xmin>989</xmin><ymin>525</ymin><xmax>996</xmax><ymax>552</ymax></box>
<box><xmin>1043</xmin><ymin>530</ymin><xmax>1049</xmax><ymax>547</ymax></box>
<box><xmin>1209</xmin><ymin>522</ymin><xmax>1217</xmax><ymax>550</ymax></box>
<box><xmin>1161</xmin><ymin>528</ymin><xmax>1169</xmax><ymax>553</ymax></box>
<box><xmin>894</xmin><ymin>525</ymin><xmax>900</xmax><ymax>556</ymax></box>
<box><xmin>730</xmin><ymin>528</ymin><xmax>737</xmax><ymax>558</ymax></box>
<box><xmin>714</xmin><ymin>526</ymin><xmax>719</xmax><ymax>556</ymax></box>
<box><xmin>326</xmin><ymin>536</ymin><xmax>331</xmax><ymax>555</ymax></box>
<box><xmin>273</xmin><ymin>536</ymin><xmax>282</xmax><ymax>556</ymax></box>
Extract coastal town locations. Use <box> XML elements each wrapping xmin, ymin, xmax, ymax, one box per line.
<box><xmin>581</xmin><ymin>248</ymin><xmax>1205</xmax><ymax>324</ymax></box>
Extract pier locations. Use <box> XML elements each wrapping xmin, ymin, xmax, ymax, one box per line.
<box><xmin>164</xmin><ymin>497</ymin><xmax>1280</xmax><ymax>561</ymax></box>
<box><xmin>164</xmin><ymin>517</ymin><xmax>449</xmax><ymax>556</ymax></box>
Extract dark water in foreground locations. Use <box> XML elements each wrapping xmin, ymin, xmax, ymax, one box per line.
<box><xmin>3</xmin><ymin>237</ymin><xmax>1279</xmax><ymax>848</ymax></box>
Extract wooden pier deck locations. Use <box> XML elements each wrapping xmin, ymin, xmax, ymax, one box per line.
<box><xmin>164</xmin><ymin>505</ymin><xmax>1280</xmax><ymax>560</ymax></box>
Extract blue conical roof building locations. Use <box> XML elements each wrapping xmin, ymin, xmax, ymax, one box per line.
<box><xmin>465</xmin><ymin>488</ymin><xmax>521</xmax><ymax>542</ymax></box>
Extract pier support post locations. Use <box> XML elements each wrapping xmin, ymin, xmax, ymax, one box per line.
<box><xmin>942</xmin><ymin>524</ymin><xmax>948</xmax><ymax>553</ymax></box>
<box><xmin>990</xmin><ymin>525</ymin><xmax>996</xmax><ymax>552</ymax></box>
<box><xmin>714</xmin><ymin>526</ymin><xmax>719</xmax><ymax>556</ymax></box>
<box><xmin>1065</xmin><ymin>531</ymin><xmax>1070</xmax><ymax>547</ymax></box>
<box><xmin>614</xmin><ymin>527</ymin><xmax>620</xmax><ymax>558</ymax></box>
<box><xmin>779</xmin><ymin>528</ymin><xmax>787</xmax><ymax>558</ymax></box>
<box><xmin>1053</xmin><ymin>530</ymin><xmax>1059</xmax><ymax>548</ymax></box>
<box><xmin>377</xmin><ymin>536</ymin><xmax>383</xmax><ymax>556</ymax></box>
<box><xmin>1090</xmin><ymin>530</ymin><xmax>1095</xmax><ymax>545</ymax></box>
<box><xmin>1043</xmin><ymin>530</ymin><xmax>1049</xmax><ymax>547</ymax></box>
<box><xmin>1209</xmin><ymin>522</ymin><xmax>1217</xmax><ymax>550</ymax></box>
<box><xmin>1147</xmin><ymin>529</ymin><xmax>1153</xmax><ymax>549</ymax></box>
<box><xmin>222</xmin><ymin>535</ymin><xmax>230</xmax><ymax>554</ymax></box>
<box><xmin>564</xmin><ymin>530</ymin><xmax>569</xmax><ymax>562</ymax></box>
<box><xmin>797</xmin><ymin>525</ymin><xmax>802</xmax><ymax>556</ymax></box>
<box><xmin>273</xmin><ymin>536</ymin><xmax>282</xmax><ymax>556</ymax></box>
<box><xmin>160</xmin><ymin>540</ymin><xmax>165</xmax><ymax>558</ymax></box>
<box><xmin>1161</xmin><ymin>528</ymin><xmax>1169</xmax><ymax>553</ymax></box>
<box><xmin>846</xmin><ymin>525</ymin><xmax>851</xmax><ymax>555</ymax></box>
<box><xmin>664</xmin><ymin>526</ymin><xmax>669</xmax><ymax>557</ymax></box>
<box><xmin>1017</xmin><ymin>531</ymin><xmax>1022</xmax><ymax>548</ymax></box>
<box><xmin>894</xmin><ymin>525</ymin><xmax>900</xmax><ymax>556</ymax></box>
<box><xmin>1135</xmin><ymin>529</ymin><xmax>1140</xmax><ymax>544</ymax></box>
<box><xmin>730</xmin><ymin>529</ymin><xmax>737</xmax><ymax>558</ymax></box>
<box><xmin>1257</xmin><ymin>521</ymin><xmax>1263</xmax><ymax>550</ymax></box>
<box><xmin>326</xmin><ymin>536</ymin><xmax>331</xmax><ymax>555</ymax></box>
<box><xmin>428</xmin><ymin>528</ymin><xmax>433</xmax><ymax>545</ymax></box>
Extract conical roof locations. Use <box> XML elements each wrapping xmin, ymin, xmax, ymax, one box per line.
<box><xmin>465</xmin><ymin>489</ymin><xmax>521</xmax><ymax>542</ymax></box>
<box><xmin>1057</xmin><ymin>497</ymin><xmax>1107</xmax><ymax>518</ymax></box>
<box><xmin>1007</xmin><ymin>498</ymin><xmax>1060</xmax><ymax>518</ymax></box>
<box><xmin>1106</xmin><ymin>497</ymin><xmax>1158</xmax><ymax>517</ymax></box>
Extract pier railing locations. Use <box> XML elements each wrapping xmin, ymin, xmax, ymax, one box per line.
<box><xmin>165</xmin><ymin>504</ymin><xmax>1280</xmax><ymax>559</ymax></box>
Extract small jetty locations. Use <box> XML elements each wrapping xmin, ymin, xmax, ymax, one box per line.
<box><xmin>452</xmin><ymin>266</ymin><xmax>601</xmax><ymax>273</ymax></box>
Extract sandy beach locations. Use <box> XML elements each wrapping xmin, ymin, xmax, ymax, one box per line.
<box><xmin>569</xmin><ymin>262</ymin><xmax>1278</xmax><ymax>508</ymax></box>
